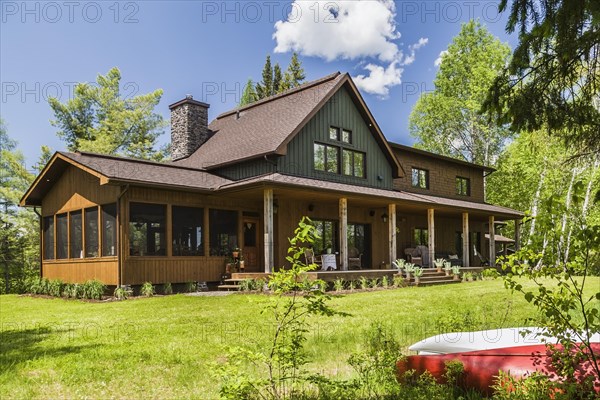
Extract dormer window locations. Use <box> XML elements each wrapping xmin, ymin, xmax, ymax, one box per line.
<box><xmin>411</xmin><ymin>168</ymin><xmax>429</xmax><ymax>189</ymax></box>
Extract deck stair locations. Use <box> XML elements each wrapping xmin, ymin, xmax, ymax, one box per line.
<box><xmin>408</xmin><ymin>269</ymin><xmax>460</xmax><ymax>287</ymax></box>
<box><xmin>217</xmin><ymin>278</ymin><xmax>245</xmax><ymax>291</ymax></box>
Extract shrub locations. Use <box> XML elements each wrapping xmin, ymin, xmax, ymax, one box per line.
<box><xmin>48</xmin><ymin>279</ymin><xmax>64</xmax><ymax>297</ymax></box>
<box><xmin>393</xmin><ymin>275</ymin><xmax>405</xmax><ymax>288</ymax></box>
<box><xmin>184</xmin><ymin>282</ymin><xmax>196</xmax><ymax>293</ymax></box>
<box><xmin>239</xmin><ymin>279</ymin><xmax>257</xmax><ymax>292</ymax></box>
<box><xmin>359</xmin><ymin>276</ymin><xmax>369</xmax><ymax>290</ymax></box>
<box><xmin>482</xmin><ymin>268</ymin><xmax>500</xmax><ymax>280</ymax></box>
<box><xmin>369</xmin><ymin>278</ymin><xmax>380</xmax><ymax>288</ymax></box>
<box><xmin>255</xmin><ymin>278</ymin><xmax>266</xmax><ymax>292</ymax></box>
<box><xmin>114</xmin><ymin>286</ymin><xmax>132</xmax><ymax>300</ymax></box>
<box><xmin>82</xmin><ymin>280</ymin><xmax>106</xmax><ymax>300</ymax></box>
<box><xmin>140</xmin><ymin>282</ymin><xmax>155</xmax><ymax>297</ymax></box>
<box><xmin>333</xmin><ymin>278</ymin><xmax>345</xmax><ymax>292</ymax></box>
<box><xmin>348</xmin><ymin>280</ymin><xmax>356</xmax><ymax>291</ymax></box>
<box><xmin>381</xmin><ymin>275</ymin><xmax>389</xmax><ymax>288</ymax></box>
<box><xmin>163</xmin><ymin>282</ymin><xmax>173</xmax><ymax>295</ymax></box>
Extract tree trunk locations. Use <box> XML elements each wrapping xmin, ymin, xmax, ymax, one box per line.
<box><xmin>528</xmin><ymin>165</ymin><xmax>547</xmax><ymax>245</ymax></box>
<box><xmin>559</xmin><ymin>167</ymin><xmax>579</xmax><ymax>264</ymax></box>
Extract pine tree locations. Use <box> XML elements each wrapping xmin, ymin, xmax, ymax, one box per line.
<box><xmin>239</xmin><ymin>79</ymin><xmax>257</xmax><ymax>107</ymax></box>
<box><xmin>287</xmin><ymin>52</ymin><xmax>306</xmax><ymax>87</ymax></box>
<box><xmin>256</xmin><ymin>55</ymin><xmax>273</xmax><ymax>100</ymax></box>
<box><xmin>273</xmin><ymin>64</ymin><xmax>282</xmax><ymax>96</ymax></box>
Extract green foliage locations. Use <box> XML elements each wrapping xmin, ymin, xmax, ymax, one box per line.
<box><xmin>162</xmin><ymin>282</ymin><xmax>172</xmax><ymax>295</ymax></box>
<box><xmin>48</xmin><ymin>67</ymin><xmax>167</xmax><ymax>161</ymax></box>
<box><xmin>140</xmin><ymin>282</ymin><xmax>155</xmax><ymax>297</ymax></box>
<box><xmin>347</xmin><ymin>322</ymin><xmax>403</xmax><ymax>398</ymax></box>
<box><xmin>485</xmin><ymin>0</ymin><xmax>600</xmax><ymax>156</ymax></box>
<box><xmin>82</xmin><ymin>280</ymin><xmax>106</xmax><ymax>300</ymax></box>
<box><xmin>238</xmin><ymin>279</ymin><xmax>258</xmax><ymax>292</ymax></box>
<box><xmin>184</xmin><ymin>282</ymin><xmax>196</xmax><ymax>293</ymax></box>
<box><xmin>239</xmin><ymin>79</ymin><xmax>257</xmax><ymax>107</ymax></box>
<box><xmin>482</xmin><ymin>268</ymin><xmax>500</xmax><ymax>280</ymax></box>
<box><xmin>256</xmin><ymin>55</ymin><xmax>273</xmax><ymax>100</ymax></box>
<box><xmin>113</xmin><ymin>286</ymin><xmax>132</xmax><ymax>301</ymax></box>
<box><xmin>333</xmin><ymin>278</ymin><xmax>345</xmax><ymax>292</ymax></box>
<box><xmin>409</xmin><ymin>20</ymin><xmax>512</xmax><ymax>166</ymax></box>
<box><xmin>393</xmin><ymin>275</ymin><xmax>405</xmax><ymax>288</ymax></box>
<box><xmin>217</xmin><ymin>217</ymin><xmax>342</xmax><ymax>399</ymax></box>
<box><xmin>348</xmin><ymin>280</ymin><xmax>356</xmax><ymax>291</ymax></box>
<box><xmin>413</xmin><ymin>267</ymin><xmax>424</xmax><ymax>278</ymax></box>
<box><xmin>245</xmin><ymin>53</ymin><xmax>306</xmax><ymax>104</ymax></box>
<box><xmin>435</xmin><ymin>310</ymin><xmax>482</xmax><ymax>333</ymax></box>
<box><xmin>359</xmin><ymin>276</ymin><xmax>369</xmax><ymax>290</ymax></box>
<box><xmin>369</xmin><ymin>278</ymin><xmax>380</xmax><ymax>289</ymax></box>
<box><xmin>381</xmin><ymin>276</ymin><xmax>390</xmax><ymax>288</ymax></box>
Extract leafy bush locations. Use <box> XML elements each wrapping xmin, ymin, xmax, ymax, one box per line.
<box><xmin>359</xmin><ymin>276</ymin><xmax>369</xmax><ymax>290</ymax></box>
<box><xmin>239</xmin><ymin>279</ymin><xmax>258</xmax><ymax>292</ymax></box>
<box><xmin>184</xmin><ymin>282</ymin><xmax>196</xmax><ymax>293</ymax></box>
<box><xmin>48</xmin><ymin>279</ymin><xmax>64</xmax><ymax>297</ymax></box>
<box><xmin>140</xmin><ymin>282</ymin><xmax>154</xmax><ymax>297</ymax></box>
<box><xmin>82</xmin><ymin>280</ymin><xmax>106</xmax><ymax>300</ymax></box>
<box><xmin>255</xmin><ymin>278</ymin><xmax>266</xmax><ymax>292</ymax></box>
<box><xmin>393</xmin><ymin>275</ymin><xmax>405</xmax><ymax>288</ymax></box>
<box><xmin>348</xmin><ymin>280</ymin><xmax>356</xmax><ymax>291</ymax></box>
<box><xmin>482</xmin><ymin>268</ymin><xmax>500</xmax><ymax>280</ymax></box>
<box><xmin>369</xmin><ymin>278</ymin><xmax>380</xmax><ymax>288</ymax></box>
<box><xmin>381</xmin><ymin>275</ymin><xmax>389</xmax><ymax>288</ymax></box>
<box><xmin>113</xmin><ymin>286</ymin><xmax>132</xmax><ymax>300</ymax></box>
<box><xmin>163</xmin><ymin>282</ymin><xmax>173</xmax><ymax>295</ymax></box>
<box><xmin>333</xmin><ymin>278</ymin><xmax>345</xmax><ymax>292</ymax></box>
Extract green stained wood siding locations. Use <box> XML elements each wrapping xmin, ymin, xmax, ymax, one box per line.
<box><xmin>278</xmin><ymin>87</ymin><xmax>393</xmax><ymax>189</ymax></box>
<box><xmin>214</xmin><ymin>159</ymin><xmax>276</xmax><ymax>180</ymax></box>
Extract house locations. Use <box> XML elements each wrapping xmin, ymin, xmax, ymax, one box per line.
<box><xmin>20</xmin><ymin>72</ymin><xmax>522</xmax><ymax>287</ymax></box>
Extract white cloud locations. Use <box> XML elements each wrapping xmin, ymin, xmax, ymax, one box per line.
<box><xmin>274</xmin><ymin>0</ymin><xmax>400</xmax><ymax>62</ymax></box>
<box><xmin>353</xmin><ymin>61</ymin><xmax>402</xmax><ymax>98</ymax></box>
<box><xmin>434</xmin><ymin>50</ymin><xmax>449</xmax><ymax>67</ymax></box>
<box><xmin>273</xmin><ymin>1</ymin><xmax>428</xmax><ymax>97</ymax></box>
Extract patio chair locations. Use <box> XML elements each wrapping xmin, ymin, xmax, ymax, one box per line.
<box><xmin>304</xmin><ymin>249</ymin><xmax>322</xmax><ymax>268</ymax></box>
<box><xmin>348</xmin><ymin>247</ymin><xmax>362</xmax><ymax>270</ymax></box>
<box><xmin>474</xmin><ymin>246</ymin><xmax>489</xmax><ymax>267</ymax></box>
<box><xmin>416</xmin><ymin>245</ymin><xmax>429</xmax><ymax>267</ymax></box>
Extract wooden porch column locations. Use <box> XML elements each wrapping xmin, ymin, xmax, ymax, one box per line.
<box><xmin>489</xmin><ymin>215</ymin><xmax>496</xmax><ymax>267</ymax></box>
<box><xmin>462</xmin><ymin>212</ymin><xmax>470</xmax><ymax>268</ymax></box>
<box><xmin>514</xmin><ymin>219</ymin><xmax>521</xmax><ymax>250</ymax></box>
<box><xmin>263</xmin><ymin>188</ymin><xmax>274</xmax><ymax>273</ymax></box>
<box><xmin>339</xmin><ymin>198</ymin><xmax>348</xmax><ymax>271</ymax></box>
<box><xmin>389</xmin><ymin>204</ymin><xmax>397</xmax><ymax>266</ymax></box>
<box><xmin>427</xmin><ymin>208</ymin><xmax>435</xmax><ymax>267</ymax></box>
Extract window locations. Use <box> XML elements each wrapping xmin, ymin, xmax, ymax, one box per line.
<box><xmin>342</xmin><ymin>129</ymin><xmax>352</xmax><ymax>144</ymax></box>
<box><xmin>413</xmin><ymin>228</ymin><xmax>428</xmax><ymax>246</ymax></box>
<box><xmin>69</xmin><ymin>211</ymin><xmax>83</xmax><ymax>258</ymax></box>
<box><xmin>129</xmin><ymin>203</ymin><xmax>166</xmax><ymax>256</ymax></box>
<box><xmin>456</xmin><ymin>176</ymin><xmax>470</xmax><ymax>196</ymax></box>
<box><xmin>209</xmin><ymin>209</ymin><xmax>238</xmax><ymax>256</ymax></box>
<box><xmin>314</xmin><ymin>143</ymin><xmax>339</xmax><ymax>173</ymax></box>
<box><xmin>342</xmin><ymin>149</ymin><xmax>365</xmax><ymax>178</ymax></box>
<box><xmin>102</xmin><ymin>204</ymin><xmax>117</xmax><ymax>256</ymax></box>
<box><xmin>411</xmin><ymin>168</ymin><xmax>429</xmax><ymax>189</ymax></box>
<box><xmin>329</xmin><ymin>126</ymin><xmax>340</xmax><ymax>141</ymax></box>
<box><xmin>312</xmin><ymin>220</ymin><xmax>338</xmax><ymax>254</ymax></box>
<box><xmin>56</xmin><ymin>213</ymin><xmax>68</xmax><ymax>259</ymax></box>
<box><xmin>43</xmin><ymin>216</ymin><xmax>54</xmax><ymax>260</ymax></box>
<box><xmin>172</xmin><ymin>206</ymin><xmax>204</xmax><ymax>256</ymax></box>
<box><xmin>84</xmin><ymin>207</ymin><xmax>99</xmax><ymax>257</ymax></box>
<box><xmin>471</xmin><ymin>232</ymin><xmax>481</xmax><ymax>254</ymax></box>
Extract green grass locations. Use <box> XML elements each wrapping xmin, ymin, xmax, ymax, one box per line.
<box><xmin>1</xmin><ymin>278</ymin><xmax>597</xmax><ymax>399</ymax></box>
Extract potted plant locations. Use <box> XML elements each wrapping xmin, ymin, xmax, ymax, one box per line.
<box><xmin>443</xmin><ymin>261</ymin><xmax>452</xmax><ymax>276</ymax></box>
<box><xmin>404</xmin><ymin>263</ymin><xmax>415</xmax><ymax>280</ymax></box>
<box><xmin>238</xmin><ymin>255</ymin><xmax>245</xmax><ymax>272</ymax></box>
<box><xmin>325</xmin><ymin>242</ymin><xmax>332</xmax><ymax>254</ymax></box>
<box><xmin>413</xmin><ymin>266</ymin><xmax>424</xmax><ymax>285</ymax></box>
<box><xmin>452</xmin><ymin>265</ymin><xmax>461</xmax><ymax>281</ymax></box>
<box><xmin>434</xmin><ymin>258</ymin><xmax>445</xmax><ymax>273</ymax></box>
<box><xmin>464</xmin><ymin>272</ymin><xmax>474</xmax><ymax>282</ymax></box>
<box><xmin>392</xmin><ymin>258</ymin><xmax>406</xmax><ymax>271</ymax></box>
<box><xmin>232</xmin><ymin>247</ymin><xmax>241</xmax><ymax>259</ymax></box>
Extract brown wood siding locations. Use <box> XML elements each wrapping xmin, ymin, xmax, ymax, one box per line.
<box><xmin>42</xmin><ymin>258</ymin><xmax>118</xmax><ymax>285</ymax></box>
<box><xmin>392</xmin><ymin>149</ymin><xmax>485</xmax><ymax>202</ymax></box>
<box><xmin>122</xmin><ymin>186</ymin><xmax>263</xmax><ymax>284</ymax></box>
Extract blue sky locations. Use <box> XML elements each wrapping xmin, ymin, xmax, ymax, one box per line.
<box><xmin>1</xmin><ymin>1</ymin><xmax>516</xmax><ymax>169</ymax></box>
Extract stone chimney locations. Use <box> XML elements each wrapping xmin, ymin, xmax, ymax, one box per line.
<box><xmin>169</xmin><ymin>95</ymin><xmax>211</xmax><ymax>160</ymax></box>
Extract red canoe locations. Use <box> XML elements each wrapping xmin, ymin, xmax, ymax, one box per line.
<box><xmin>397</xmin><ymin>343</ymin><xmax>600</xmax><ymax>395</ymax></box>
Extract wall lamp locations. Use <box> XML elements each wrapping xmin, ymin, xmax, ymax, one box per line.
<box><xmin>381</xmin><ymin>213</ymin><xmax>388</xmax><ymax>223</ymax></box>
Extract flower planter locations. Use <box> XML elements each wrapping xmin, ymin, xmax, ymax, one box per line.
<box><xmin>453</xmin><ymin>274</ymin><xmax>460</xmax><ymax>281</ymax></box>
<box><xmin>414</xmin><ymin>277</ymin><xmax>420</xmax><ymax>285</ymax></box>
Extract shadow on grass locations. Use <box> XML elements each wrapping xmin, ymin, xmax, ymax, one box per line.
<box><xmin>0</xmin><ymin>326</ymin><xmax>92</xmax><ymax>373</ymax></box>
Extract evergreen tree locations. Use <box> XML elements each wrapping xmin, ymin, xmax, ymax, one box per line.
<box><xmin>287</xmin><ymin>52</ymin><xmax>306</xmax><ymax>87</ymax></box>
<box><xmin>48</xmin><ymin>67</ymin><xmax>167</xmax><ymax>161</ymax></box>
<box><xmin>256</xmin><ymin>55</ymin><xmax>273</xmax><ymax>100</ymax></box>
<box><xmin>239</xmin><ymin>79</ymin><xmax>258</xmax><ymax>107</ymax></box>
<box><xmin>273</xmin><ymin>63</ymin><xmax>282</xmax><ymax>96</ymax></box>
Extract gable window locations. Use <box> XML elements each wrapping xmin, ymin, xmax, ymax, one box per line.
<box><xmin>342</xmin><ymin>129</ymin><xmax>352</xmax><ymax>144</ymax></box>
<box><xmin>456</xmin><ymin>176</ymin><xmax>470</xmax><ymax>196</ymax></box>
<box><xmin>43</xmin><ymin>216</ymin><xmax>54</xmax><ymax>260</ymax></box>
<box><xmin>342</xmin><ymin>149</ymin><xmax>365</xmax><ymax>178</ymax></box>
<box><xmin>329</xmin><ymin>126</ymin><xmax>340</xmax><ymax>141</ymax></box>
<box><xmin>413</xmin><ymin>228</ymin><xmax>428</xmax><ymax>246</ymax></box>
<box><xmin>314</xmin><ymin>143</ymin><xmax>339</xmax><ymax>173</ymax></box>
<box><xmin>173</xmin><ymin>206</ymin><xmax>204</xmax><ymax>256</ymax></box>
<box><xmin>411</xmin><ymin>168</ymin><xmax>429</xmax><ymax>189</ymax></box>
<box><xmin>129</xmin><ymin>203</ymin><xmax>166</xmax><ymax>256</ymax></box>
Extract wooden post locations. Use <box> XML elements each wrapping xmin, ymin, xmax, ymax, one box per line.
<box><xmin>427</xmin><ymin>208</ymin><xmax>435</xmax><ymax>267</ymax></box>
<box><xmin>389</xmin><ymin>204</ymin><xmax>397</xmax><ymax>267</ymax></box>
<box><xmin>462</xmin><ymin>212</ymin><xmax>470</xmax><ymax>268</ymax></box>
<box><xmin>514</xmin><ymin>219</ymin><xmax>521</xmax><ymax>250</ymax></box>
<box><xmin>264</xmin><ymin>188</ymin><xmax>274</xmax><ymax>273</ymax></box>
<box><xmin>339</xmin><ymin>198</ymin><xmax>348</xmax><ymax>271</ymax></box>
<box><xmin>489</xmin><ymin>215</ymin><xmax>496</xmax><ymax>267</ymax></box>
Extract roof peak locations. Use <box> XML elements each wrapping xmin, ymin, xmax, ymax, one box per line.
<box><xmin>216</xmin><ymin>72</ymin><xmax>343</xmax><ymax>119</ymax></box>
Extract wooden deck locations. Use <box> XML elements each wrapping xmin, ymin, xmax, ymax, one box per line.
<box><xmin>231</xmin><ymin>269</ymin><xmax>399</xmax><ymax>282</ymax></box>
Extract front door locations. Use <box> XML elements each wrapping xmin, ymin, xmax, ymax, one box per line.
<box><xmin>242</xmin><ymin>218</ymin><xmax>260</xmax><ymax>271</ymax></box>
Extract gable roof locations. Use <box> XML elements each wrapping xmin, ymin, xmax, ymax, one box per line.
<box><xmin>174</xmin><ymin>72</ymin><xmax>402</xmax><ymax>177</ymax></box>
<box><xmin>20</xmin><ymin>151</ymin><xmax>232</xmax><ymax>206</ymax></box>
<box><xmin>389</xmin><ymin>142</ymin><xmax>495</xmax><ymax>172</ymax></box>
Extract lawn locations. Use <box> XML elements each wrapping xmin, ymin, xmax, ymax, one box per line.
<box><xmin>1</xmin><ymin>278</ymin><xmax>598</xmax><ymax>399</ymax></box>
